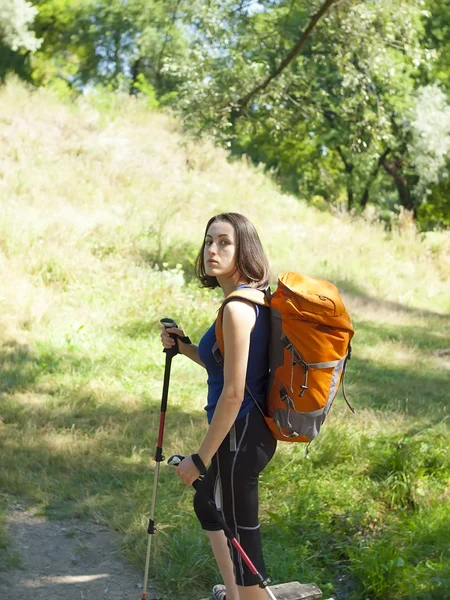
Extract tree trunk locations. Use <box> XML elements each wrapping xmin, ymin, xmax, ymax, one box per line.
<box><xmin>114</xmin><ymin>31</ymin><xmax>121</xmax><ymax>79</ymax></box>
<box><xmin>380</xmin><ymin>155</ymin><xmax>417</xmax><ymax>215</ymax></box>
<box><xmin>130</xmin><ymin>57</ymin><xmax>142</xmax><ymax>93</ymax></box>
<box><xmin>360</xmin><ymin>148</ymin><xmax>391</xmax><ymax>208</ymax></box>
<box><xmin>337</xmin><ymin>146</ymin><xmax>354</xmax><ymax>211</ymax></box>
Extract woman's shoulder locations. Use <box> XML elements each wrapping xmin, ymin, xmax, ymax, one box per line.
<box><xmin>223</xmin><ymin>298</ymin><xmax>257</xmax><ymax>329</ymax></box>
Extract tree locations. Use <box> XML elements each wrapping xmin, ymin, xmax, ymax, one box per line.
<box><xmin>0</xmin><ymin>0</ymin><xmax>41</xmax><ymax>80</ymax></box>
<box><xmin>0</xmin><ymin>0</ymin><xmax>41</xmax><ymax>51</ymax></box>
<box><xmin>2</xmin><ymin>0</ymin><xmax>447</xmax><ymax>227</ymax></box>
<box><xmin>173</xmin><ymin>0</ymin><xmax>431</xmax><ymax>213</ymax></box>
<box><xmin>421</xmin><ymin>0</ymin><xmax>450</xmax><ymax>91</ymax></box>
<box><xmin>409</xmin><ymin>84</ymin><xmax>450</xmax><ymax>228</ymax></box>
<box><xmin>28</xmin><ymin>0</ymin><xmax>191</xmax><ymax>93</ymax></box>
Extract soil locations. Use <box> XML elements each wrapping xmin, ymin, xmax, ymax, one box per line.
<box><xmin>0</xmin><ymin>505</ymin><xmax>158</xmax><ymax>600</ymax></box>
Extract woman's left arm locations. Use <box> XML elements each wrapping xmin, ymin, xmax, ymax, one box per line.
<box><xmin>176</xmin><ymin>300</ymin><xmax>255</xmax><ymax>485</ymax></box>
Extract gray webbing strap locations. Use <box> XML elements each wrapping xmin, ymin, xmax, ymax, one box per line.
<box><xmin>245</xmin><ymin>383</ymin><xmax>267</xmax><ymax>420</ymax></box>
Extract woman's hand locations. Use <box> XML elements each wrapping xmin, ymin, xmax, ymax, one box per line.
<box><xmin>175</xmin><ymin>455</ymin><xmax>201</xmax><ymax>486</ymax></box>
<box><xmin>160</xmin><ymin>326</ymin><xmax>186</xmax><ymax>351</ymax></box>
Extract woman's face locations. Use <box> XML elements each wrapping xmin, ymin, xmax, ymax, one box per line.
<box><xmin>204</xmin><ymin>220</ymin><xmax>238</xmax><ymax>280</ymax></box>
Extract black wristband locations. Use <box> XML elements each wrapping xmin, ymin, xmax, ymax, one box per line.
<box><xmin>191</xmin><ymin>453</ymin><xmax>207</xmax><ymax>475</ymax></box>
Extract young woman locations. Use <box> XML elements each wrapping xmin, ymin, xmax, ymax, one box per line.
<box><xmin>160</xmin><ymin>213</ymin><xmax>277</xmax><ymax>600</ymax></box>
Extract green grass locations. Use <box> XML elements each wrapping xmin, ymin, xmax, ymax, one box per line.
<box><xmin>0</xmin><ymin>78</ymin><xmax>449</xmax><ymax>599</ymax></box>
<box><xmin>0</xmin><ymin>495</ymin><xmax>21</xmax><ymax>574</ymax></box>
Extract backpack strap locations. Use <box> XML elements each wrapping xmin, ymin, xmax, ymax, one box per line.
<box><xmin>212</xmin><ymin>288</ymin><xmax>269</xmax><ymax>419</ymax></box>
<box><xmin>341</xmin><ymin>343</ymin><xmax>355</xmax><ymax>413</ymax></box>
<box><xmin>213</xmin><ymin>288</ymin><xmax>269</xmax><ymax>361</ymax></box>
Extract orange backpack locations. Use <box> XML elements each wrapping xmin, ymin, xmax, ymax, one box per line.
<box><xmin>214</xmin><ymin>272</ymin><xmax>355</xmax><ymax>444</ymax></box>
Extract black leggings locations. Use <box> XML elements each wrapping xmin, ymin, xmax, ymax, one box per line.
<box><xmin>193</xmin><ymin>407</ymin><xmax>277</xmax><ymax>587</ymax></box>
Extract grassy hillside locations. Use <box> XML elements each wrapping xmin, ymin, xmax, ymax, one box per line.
<box><xmin>0</xmin><ymin>79</ymin><xmax>449</xmax><ymax>600</ymax></box>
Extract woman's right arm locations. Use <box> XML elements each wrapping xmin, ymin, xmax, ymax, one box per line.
<box><xmin>160</xmin><ymin>326</ymin><xmax>205</xmax><ymax>368</ymax></box>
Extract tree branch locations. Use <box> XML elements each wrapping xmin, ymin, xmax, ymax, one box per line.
<box><xmin>229</xmin><ymin>0</ymin><xmax>342</xmax><ymax>120</ymax></box>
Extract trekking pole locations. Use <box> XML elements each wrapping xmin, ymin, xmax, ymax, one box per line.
<box><xmin>168</xmin><ymin>455</ymin><xmax>278</xmax><ymax>600</ymax></box>
<box><xmin>141</xmin><ymin>318</ymin><xmax>179</xmax><ymax>600</ymax></box>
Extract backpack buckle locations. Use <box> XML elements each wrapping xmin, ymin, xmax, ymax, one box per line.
<box><xmin>299</xmin><ymin>368</ymin><xmax>309</xmax><ymax>397</ymax></box>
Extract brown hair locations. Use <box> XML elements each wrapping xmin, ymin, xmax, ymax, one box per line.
<box><xmin>195</xmin><ymin>213</ymin><xmax>270</xmax><ymax>289</ymax></box>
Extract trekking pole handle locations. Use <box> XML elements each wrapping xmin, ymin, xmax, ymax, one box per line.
<box><xmin>167</xmin><ymin>454</ymin><xmax>183</xmax><ymax>466</ymax></box>
<box><xmin>160</xmin><ymin>317</ymin><xmax>178</xmax><ymax>330</ymax></box>
<box><xmin>160</xmin><ymin>318</ymin><xmax>179</xmax><ymax>356</ymax></box>
<box><xmin>167</xmin><ymin>455</ymin><xmax>202</xmax><ymax>490</ymax></box>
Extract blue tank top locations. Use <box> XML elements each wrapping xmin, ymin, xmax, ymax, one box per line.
<box><xmin>198</xmin><ymin>295</ymin><xmax>270</xmax><ymax>423</ymax></box>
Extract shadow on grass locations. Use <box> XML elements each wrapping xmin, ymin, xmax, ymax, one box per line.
<box><xmin>0</xmin><ymin>383</ymin><xmax>207</xmax><ymax>523</ymax></box>
<box><xmin>0</xmin><ymin>339</ymin><xmax>98</xmax><ymax>395</ymax></box>
<box><xmin>0</xmin><ymin>333</ymin><xmax>207</xmax><ymax>512</ymax></box>
<box><xmin>354</xmin><ymin>319</ymin><xmax>450</xmax><ymax>352</ymax></box>
<box><xmin>0</xmin><ymin>340</ymin><xmax>43</xmax><ymax>394</ymax></box>
<box><xmin>334</xmin><ymin>278</ymin><xmax>450</xmax><ymax>320</ymax></box>
<box><xmin>2</xmin><ymin>322</ymin><xmax>448</xmax><ymax>430</ymax></box>
<box><xmin>346</xmin><ymin>355</ymin><xmax>449</xmax><ymax>418</ymax></box>
<box><xmin>261</xmin><ymin>512</ymin><xmax>361</xmax><ymax>599</ymax></box>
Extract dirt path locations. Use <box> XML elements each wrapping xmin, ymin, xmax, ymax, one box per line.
<box><xmin>0</xmin><ymin>505</ymin><xmax>158</xmax><ymax>600</ymax></box>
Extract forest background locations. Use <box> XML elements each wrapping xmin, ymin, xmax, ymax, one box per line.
<box><xmin>1</xmin><ymin>0</ymin><xmax>450</xmax><ymax>230</ymax></box>
<box><xmin>0</xmin><ymin>2</ymin><xmax>449</xmax><ymax>600</ymax></box>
